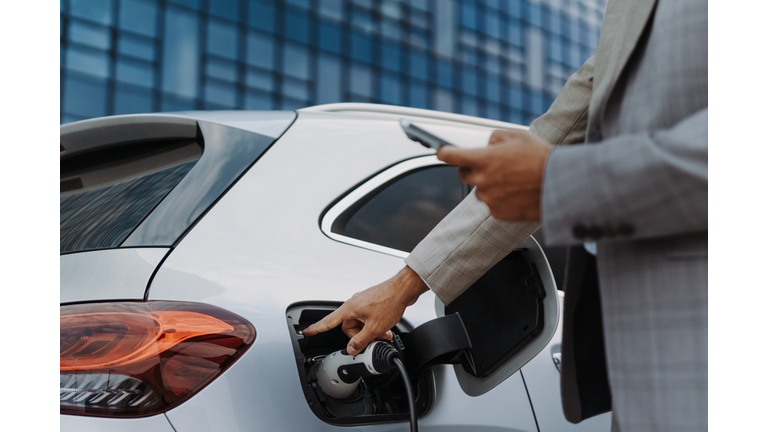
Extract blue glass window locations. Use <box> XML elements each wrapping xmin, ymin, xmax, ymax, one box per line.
<box><xmin>168</xmin><ymin>0</ymin><xmax>201</xmax><ymax>10</ymax></box>
<box><xmin>162</xmin><ymin>7</ymin><xmax>200</xmax><ymax>98</ymax></box>
<box><xmin>64</xmin><ymin>77</ymin><xmax>107</xmax><ymax>118</ymax></box>
<box><xmin>283</xmin><ymin>43</ymin><xmax>310</xmax><ymax>80</ymax></box>
<box><xmin>119</xmin><ymin>0</ymin><xmax>157</xmax><ymax>36</ymax></box>
<box><xmin>207</xmin><ymin>19</ymin><xmax>238</xmax><ymax>60</ymax></box>
<box><xmin>485</xmin><ymin>12</ymin><xmax>501</xmax><ymax>39</ymax></box>
<box><xmin>379</xmin><ymin>72</ymin><xmax>401</xmax><ymax>105</ymax></box>
<box><xmin>460</xmin><ymin>2</ymin><xmax>477</xmax><ymax>29</ymax></box>
<box><xmin>484</xmin><ymin>74</ymin><xmax>501</xmax><ymax>103</ymax></box>
<box><xmin>351</xmin><ymin>32</ymin><xmax>372</xmax><ymax>63</ymax></box>
<box><xmin>547</xmin><ymin>10</ymin><xmax>561</xmax><ymax>36</ymax></box>
<box><xmin>113</xmin><ymin>84</ymin><xmax>153</xmax><ymax>114</ymax></box>
<box><xmin>245</xmin><ymin>68</ymin><xmax>273</xmax><ymax>91</ymax></box>
<box><xmin>286</xmin><ymin>0</ymin><xmax>311</xmax><ymax>9</ymax></box>
<box><xmin>351</xmin><ymin>63</ymin><xmax>372</xmax><ymax>97</ymax></box>
<box><xmin>67</xmin><ymin>46</ymin><xmax>109</xmax><ymax>78</ymax></box>
<box><xmin>69</xmin><ymin>20</ymin><xmax>111</xmax><ymax>50</ymax></box>
<box><xmin>319</xmin><ymin>0</ymin><xmax>344</xmax><ymax>21</ymax></box>
<box><xmin>548</xmin><ymin>36</ymin><xmax>562</xmax><ymax>63</ymax></box>
<box><xmin>485</xmin><ymin>102</ymin><xmax>501</xmax><ymax>121</ymax></box>
<box><xmin>317</xmin><ymin>53</ymin><xmax>341</xmax><ymax>103</ymax></box>
<box><xmin>462</xmin><ymin>67</ymin><xmax>477</xmax><ymax>96</ymax></box>
<box><xmin>410</xmin><ymin>0</ymin><xmax>428</xmax><ymax>10</ymax></box>
<box><xmin>352</xmin><ymin>10</ymin><xmax>375</xmax><ymax>33</ymax></box>
<box><xmin>206</xmin><ymin>57</ymin><xmax>238</xmax><ymax>82</ymax></box>
<box><xmin>282</xmin><ymin>77</ymin><xmax>309</xmax><ymax>100</ymax></box>
<box><xmin>437</xmin><ymin>60</ymin><xmax>453</xmax><ymax>88</ymax></box>
<box><xmin>525</xmin><ymin>3</ymin><xmax>542</xmax><ymax>27</ymax></box>
<box><xmin>249</xmin><ymin>0</ymin><xmax>275</xmax><ymax>33</ymax></box>
<box><xmin>161</xmin><ymin>94</ymin><xmax>196</xmax><ymax>111</ymax></box>
<box><xmin>508</xmin><ymin>109</ymin><xmax>524</xmax><ymax>125</ymax></box>
<box><xmin>209</xmin><ymin>0</ymin><xmax>239</xmax><ymax>21</ymax></box>
<box><xmin>484</xmin><ymin>56</ymin><xmax>502</xmax><ymax>75</ymax></box>
<box><xmin>353</xmin><ymin>0</ymin><xmax>373</xmax><ymax>8</ymax></box>
<box><xmin>504</xmin><ymin>0</ymin><xmax>521</xmax><ymax>19</ymax></box>
<box><xmin>409</xmin><ymin>29</ymin><xmax>429</xmax><ymax>50</ymax></box>
<box><xmin>380</xmin><ymin>41</ymin><xmax>401</xmax><ymax>72</ymax></box>
<box><xmin>246</xmin><ymin>31</ymin><xmax>274</xmax><ymax>70</ymax></box>
<box><xmin>508</xmin><ymin>20</ymin><xmax>523</xmax><ymax>47</ymax></box>
<box><xmin>70</xmin><ymin>0</ymin><xmax>112</xmax><ymax>25</ymax></box>
<box><xmin>116</xmin><ymin>58</ymin><xmax>154</xmax><ymax>87</ymax></box>
<box><xmin>319</xmin><ymin>21</ymin><xmax>342</xmax><ymax>53</ymax></box>
<box><xmin>204</xmin><ymin>81</ymin><xmax>237</xmax><ymax>107</ymax></box>
<box><xmin>461</xmin><ymin>96</ymin><xmax>478</xmax><ymax>116</ymax></box>
<box><xmin>530</xmin><ymin>90</ymin><xmax>545</xmax><ymax>116</ymax></box>
<box><xmin>409</xmin><ymin>80</ymin><xmax>428</xmax><ymax>109</ymax></box>
<box><xmin>381</xmin><ymin>19</ymin><xmax>401</xmax><ymax>40</ymax></box>
<box><xmin>508</xmin><ymin>85</ymin><xmax>524</xmax><ymax>110</ymax></box>
<box><xmin>408</xmin><ymin>51</ymin><xmax>427</xmax><ymax>80</ymax></box>
<box><xmin>568</xmin><ymin>43</ymin><xmax>582</xmax><ymax>68</ymax></box>
<box><xmin>119</xmin><ymin>34</ymin><xmax>155</xmax><ymax>61</ymax></box>
<box><xmin>245</xmin><ymin>89</ymin><xmax>273</xmax><ymax>109</ymax></box>
<box><xmin>285</xmin><ymin>9</ymin><xmax>310</xmax><ymax>43</ymax></box>
<box><xmin>409</xmin><ymin>10</ymin><xmax>429</xmax><ymax>29</ymax></box>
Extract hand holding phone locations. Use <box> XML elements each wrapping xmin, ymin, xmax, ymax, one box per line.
<box><xmin>400</xmin><ymin>119</ymin><xmax>456</xmax><ymax>150</ymax></box>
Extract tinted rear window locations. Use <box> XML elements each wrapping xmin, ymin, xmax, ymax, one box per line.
<box><xmin>333</xmin><ymin>165</ymin><xmax>469</xmax><ymax>252</ymax></box>
<box><xmin>60</xmin><ymin>140</ymin><xmax>201</xmax><ymax>253</ymax></box>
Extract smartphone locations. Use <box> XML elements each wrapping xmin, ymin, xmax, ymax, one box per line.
<box><xmin>400</xmin><ymin>119</ymin><xmax>456</xmax><ymax>149</ymax></box>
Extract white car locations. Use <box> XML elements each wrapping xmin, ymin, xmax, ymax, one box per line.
<box><xmin>60</xmin><ymin>103</ymin><xmax>612</xmax><ymax>432</ymax></box>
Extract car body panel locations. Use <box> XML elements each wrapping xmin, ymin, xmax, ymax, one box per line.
<box><xmin>520</xmin><ymin>292</ymin><xmax>613</xmax><ymax>432</ymax></box>
<box><xmin>147</xmin><ymin>110</ymin><xmax>543</xmax><ymax>429</ymax></box>
<box><xmin>60</xmin><ymin>413</ymin><xmax>175</xmax><ymax>431</ymax></box>
<box><xmin>60</xmin><ymin>248</ymin><xmax>167</xmax><ymax>303</ymax></box>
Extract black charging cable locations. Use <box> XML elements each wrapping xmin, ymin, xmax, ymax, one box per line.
<box><xmin>392</xmin><ymin>357</ymin><xmax>417</xmax><ymax>432</ymax></box>
<box><xmin>375</xmin><ymin>342</ymin><xmax>418</xmax><ymax>432</ymax></box>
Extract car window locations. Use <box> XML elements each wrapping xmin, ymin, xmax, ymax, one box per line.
<box><xmin>332</xmin><ymin>165</ymin><xmax>469</xmax><ymax>253</ymax></box>
<box><xmin>60</xmin><ymin>140</ymin><xmax>201</xmax><ymax>253</ymax></box>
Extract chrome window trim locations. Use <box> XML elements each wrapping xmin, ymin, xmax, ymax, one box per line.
<box><xmin>320</xmin><ymin>155</ymin><xmax>445</xmax><ymax>259</ymax></box>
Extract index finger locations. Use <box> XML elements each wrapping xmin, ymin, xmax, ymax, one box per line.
<box><xmin>302</xmin><ymin>309</ymin><xmax>343</xmax><ymax>336</ymax></box>
<box><xmin>436</xmin><ymin>146</ymin><xmax>486</xmax><ymax>167</ymax></box>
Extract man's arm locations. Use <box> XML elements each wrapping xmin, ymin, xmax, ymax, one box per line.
<box><xmin>541</xmin><ymin>108</ymin><xmax>708</xmax><ymax>246</ymax></box>
<box><xmin>305</xmin><ymin>57</ymin><xmax>597</xmax><ymax>354</ymax></box>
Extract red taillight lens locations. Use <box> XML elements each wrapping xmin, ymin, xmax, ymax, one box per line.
<box><xmin>60</xmin><ymin>301</ymin><xmax>255</xmax><ymax>417</ymax></box>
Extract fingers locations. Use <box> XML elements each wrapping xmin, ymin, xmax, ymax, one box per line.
<box><xmin>347</xmin><ymin>325</ymin><xmax>380</xmax><ymax>355</ymax></box>
<box><xmin>436</xmin><ymin>146</ymin><xmax>485</xmax><ymax>167</ymax></box>
<box><xmin>489</xmin><ymin>129</ymin><xmax>525</xmax><ymax>145</ymax></box>
<box><xmin>302</xmin><ymin>309</ymin><xmax>343</xmax><ymax>336</ymax></box>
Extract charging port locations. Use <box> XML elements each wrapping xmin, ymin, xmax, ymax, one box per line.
<box><xmin>286</xmin><ymin>303</ymin><xmax>433</xmax><ymax>426</ymax></box>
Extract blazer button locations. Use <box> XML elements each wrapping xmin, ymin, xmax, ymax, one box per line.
<box><xmin>573</xmin><ymin>224</ymin><xmax>588</xmax><ymax>240</ymax></box>
<box><xmin>617</xmin><ymin>223</ymin><xmax>635</xmax><ymax>237</ymax></box>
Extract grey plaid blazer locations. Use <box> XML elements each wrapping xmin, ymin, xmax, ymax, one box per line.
<box><xmin>405</xmin><ymin>0</ymin><xmax>707</xmax><ymax>431</ymax></box>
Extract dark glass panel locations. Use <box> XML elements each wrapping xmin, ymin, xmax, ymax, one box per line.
<box><xmin>60</xmin><ymin>159</ymin><xmax>197</xmax><ymax>253</ymax></box>
<box><xmin>338</xmin><ymin>166</ymin><xmax>466</xmax><ymax>253</ymax></box>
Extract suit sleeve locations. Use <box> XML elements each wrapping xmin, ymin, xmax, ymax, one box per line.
<box><xmin>406</xmin><ymin>57</ymin><xmax>595</xmax><ymax>305</ymax></box>
<box><xmin>541</xmin><ymin>108</ymin><xmax>708</xmax><ymax>246</ymax></box>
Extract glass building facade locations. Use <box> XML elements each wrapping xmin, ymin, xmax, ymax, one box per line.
<box><xmin>60</xmin><ymin>0</ymin><xmax>607</xmax><ymax>125</ymax></box>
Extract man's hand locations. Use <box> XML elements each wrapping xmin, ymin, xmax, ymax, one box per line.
<box><xmin>302</xmin><ymin>266</ymin><xmax>429</xmax><ymax>355</ymax></box>
<box><xmin>437</xmin><ymin>130</ymin><xmax>554</xmax><ymax>221</ymax></box>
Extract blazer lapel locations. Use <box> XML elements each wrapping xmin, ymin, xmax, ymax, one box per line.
<box><xmin>587</xmin><ymin>0</ymin><xmax>659</xmax><ymax>136</ymax></box>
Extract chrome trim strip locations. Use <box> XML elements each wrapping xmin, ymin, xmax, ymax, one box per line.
<box><xmin>320</xmin><ymin>155</ymin><xmax>444</xmax><ymax>259</ymax></box>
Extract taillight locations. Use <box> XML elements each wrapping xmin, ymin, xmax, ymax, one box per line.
<box><xmin>60</xmin><ymin>301</ymin><xmax>255</xmax><ymax>417</ymax></box>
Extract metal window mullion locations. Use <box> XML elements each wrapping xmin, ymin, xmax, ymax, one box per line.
<box><xmin>106</xmin><ymin>0</ymin><xmax>121</xmax><ymax>117</ymax></box>
<box><xmin>196</xmin><ymin>0</ymin><xmax>209</xmax><ymax>109</ymax></box>
<box><xmin>153</xmin><ymin>0</ymin><xmax>167</xmax><ymax>112</ymax></box>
